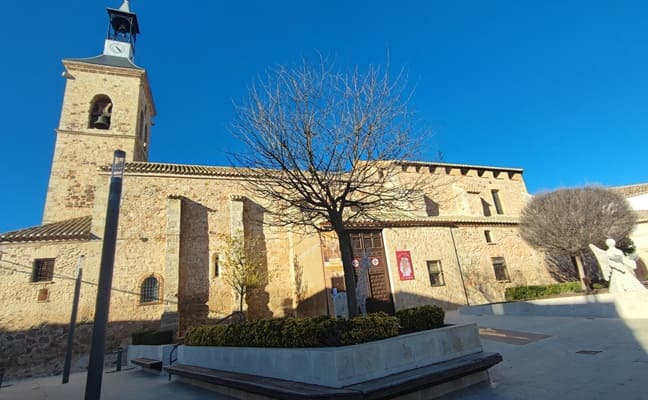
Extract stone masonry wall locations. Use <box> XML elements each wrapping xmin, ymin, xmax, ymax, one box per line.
<box><xmin>43</xmin><ymin>61</ymin><xmax>152</xmax><ymax>224</ymax></box>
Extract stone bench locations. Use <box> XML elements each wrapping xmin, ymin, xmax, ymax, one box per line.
<box><xmin>131</xmin><ymin>357</ymin><xmax>163</xmax><ymax>371</ymax></box>
<box><xmin>165</xmin><ymin>351</ymin><xmax>502</xmax><ymax>400</ymax></box>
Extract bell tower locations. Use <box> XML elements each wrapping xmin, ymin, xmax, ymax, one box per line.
<box><xmin>43</xmin><ymin>1</ymin><xmax>156</xmax><ymax>224</ymax></box>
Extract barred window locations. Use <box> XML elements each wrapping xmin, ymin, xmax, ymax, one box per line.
<box><xmin>32</xmin><ymin>258</ymin><xmax>55</xmax><ymax>282</ymax></box>
<box><xmin>492</xmin><ymin>257</ymin><xmax>510</xmax><ymax>282</ymax></box>
<box><xmin>140</xmin><ymin>276</ymin><xmax>160</xmax><ymax>304</ymax></box>
<box><xmin>427</xmin><ymin>260</ymin><xmax>445</xmax><ymax>286</ymax></box>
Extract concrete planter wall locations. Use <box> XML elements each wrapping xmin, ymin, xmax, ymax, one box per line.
<box><xmin>459</xmin><ymin>292</ymin><xmax>648</xmax><ymax>319</ymax></box>
<box><xmin>176</xmin><ymin>323</ymin><xmax>482</xmax><ymax>388</ymax></box>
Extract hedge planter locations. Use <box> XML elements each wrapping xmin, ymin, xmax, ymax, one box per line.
<box><xmin>175</xmin><ymin>323</ymin><xmax>482</xmax><ymax>388</ymax></box>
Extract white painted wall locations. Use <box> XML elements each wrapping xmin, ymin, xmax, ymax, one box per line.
<box><xmin>628</xmin><ymin>193</ymin><xmax>648</xmax><ymax>210</ymax></box>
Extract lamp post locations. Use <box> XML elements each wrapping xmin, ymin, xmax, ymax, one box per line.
<box><xmin>84</xmin><ymin>150</ymin><xmax>125</xmax><ymax>400</ymax></box>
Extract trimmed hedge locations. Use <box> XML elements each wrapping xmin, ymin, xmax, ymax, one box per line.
<box><xmin>396</xmin><ymin>305</ymin><xmax>445</xmax><ymax>333</ymax></box>
<box><xmin>505</xmin><ymin>281</ymin><xmax>582</xmax><ymax>301</ymax></box>
<box><xmin>131</xmin><ymin>329</ymin><xmax>174</xmax><ymax>345</ymax></box>
<box><xmin>184</xmin><ymin>313</ymin><xmax>399</xmax><ymax>347</ymax></box>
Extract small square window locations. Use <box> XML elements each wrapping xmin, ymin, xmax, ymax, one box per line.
<box><xmin>492</xmin><ymin>257</ymin><xmax>510</xmax><ymax>282</ymax></box>
<box><xmin>331</xmin><ymin>276</ymin><xmax>346</xmax><ymax>293</ymax></box>
<box><xmin>427</xmin><ymin>260</ymin><xmax>445</xmax><ymax>286</ymax></box>
<box><xmin>32</xmin><ymin>258</ymin><xmax>55</xmax><ymax>282</ymax></box>
<box><xmin>37</xmin><ymin>288</ymin><xmax>50</xmax><ymax>302</ymax></box>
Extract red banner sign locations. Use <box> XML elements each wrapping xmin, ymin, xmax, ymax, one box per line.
<box><xmin>396</xmin><ymin>250</ymin><xmax>414</xmax><ymax>280</ymax></box>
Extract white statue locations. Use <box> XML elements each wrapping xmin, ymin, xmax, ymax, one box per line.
<box><xmin>589</xmin><ymin>238</ymin><xmax>647</xmax><ymax>294</ymax></box>
<box><xmin>355</xmin><ymin>253</ymin><xmax>371</xmax><ymax>316</ymax></box>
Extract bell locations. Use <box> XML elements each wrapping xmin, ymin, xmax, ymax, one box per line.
<box><xmin>93</xmin><ymin>112</ymin><xmax>111</xmax><ymax>129</ymax></box>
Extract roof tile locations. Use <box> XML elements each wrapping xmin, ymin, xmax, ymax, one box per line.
<box><xmin>0</xmin><ymin>216</ymin><xmax>93</xmax><ymax>243</ymax></box>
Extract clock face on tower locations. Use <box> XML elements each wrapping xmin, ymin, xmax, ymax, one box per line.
<box><xmin>110</xmin><ymin>43</ymin><xmax>125</xmax><ymax>54</ymax></box>
<box><xmin>104</xmin><ymin>40</ymin><xmax>131</xmax><ymax>58</ymax></box>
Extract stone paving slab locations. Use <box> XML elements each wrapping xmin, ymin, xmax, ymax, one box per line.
<box><xmin>0</xmin><ymin>369</ymin><xmax>235</xmax><ymax>400</ymax></box>
<box><xmin>440</xmin><ymin>311</ymin><xmax>648</xmax><ymax>400</ymax></box>
<box><xmin>478</xmin><ymin>327</ymin><xmax>551</xmax><ymax>345</ymax></box>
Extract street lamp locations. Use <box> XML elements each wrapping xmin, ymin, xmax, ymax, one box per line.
<box><xmin>85</xmin><ymin>150</ymin><xmax>125</xmax><ymax>400</ymax></box>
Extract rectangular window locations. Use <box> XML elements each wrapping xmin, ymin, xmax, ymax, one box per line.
<box><xmin>331</xmin><ymin>276</ymin><xmax>346</xmax><ymax>292</ymax></box>
<box><xmin>32</xmin><ymin>258</ymin><xmax>55</xmax><ymax>282</ymax></box>
<box><xmin>485</xmin><ymin>230</ymin><xmax>494</xmax><ymax>243</ymax></box>
<box><xmin>491</xmin><ymin>190</ymin><xmax>504</xmax><ymax>214</ymax></box>
<box><xmin>492</xmin><ymin>257</ymin><xmax>510</xmax><ymax>282</ymax></box>
<box><xmin>427</xmin><ymin>260</ymin><xmax>445</xmax><ymax>286</ymax></box>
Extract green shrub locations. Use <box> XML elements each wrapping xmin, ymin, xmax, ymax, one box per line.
<box><xmin>396</xmin><ymin>305</ymin><xmax>445</xmax><ymax>333</ymax></box>
<box><xmin>131</xmin><ymin>329</ymin><xmax>174</xmax><ymax>345</ymax></box>
<box><xmin>505</xmin><ymin>281</ymin><xmax>582</xmax><ymax>301</ymax></box>
<box><xmin>592</xmin><ymin>281</ymin><xmax>609</xmax><ymax>289</ymax></box>
<box><xmin>340</xmin><ymin>313</ymin><xmax>399</xmax><ymax>345</ymax></box>
<box><xmin>184</xmin><ymin>313</ymin><xmax>399</xmax><ymax>347</ymax></box>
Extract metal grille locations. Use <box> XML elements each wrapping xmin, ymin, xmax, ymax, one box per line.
<box><xmin>140</xmin><ymin>276</ymin><xmax>159</xmax><ymax>303</ymax></box>
<box><xmin>32</xmin><ymin>258</ymin><xmax>55</xmax><ymax>282</ymax></box>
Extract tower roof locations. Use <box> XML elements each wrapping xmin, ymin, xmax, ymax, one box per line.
<box><xmin>63</xmin><ymin>54</ymin><xmax>143</xmax><ymax>70</ymax></box>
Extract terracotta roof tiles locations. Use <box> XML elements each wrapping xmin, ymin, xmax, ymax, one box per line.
<box><xmin>100</xmin><ymin>162</ymin><xmax>247</xmax><ymax>177</ymax></box>
<box><xmin>0</xmin><ymin>216</ymin><xmax>93</xmax><ymax>243</ymax></box>
<box><xmin>611</xmin><ymin>184</ymin><xmax>648</xmax><ymax>198</ymax></box>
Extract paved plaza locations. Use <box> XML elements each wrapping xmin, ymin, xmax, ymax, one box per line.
<box><xmin>2</xmin><ymin>309</ymin><xmax>647</xmax><ymax>400</ymax></box>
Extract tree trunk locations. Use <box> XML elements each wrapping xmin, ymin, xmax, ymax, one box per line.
<box><xmin>239</xmin><ymin>290</ymin><xmax>244</xmax><ymax>313</ymax></box>
<box><xmin>336</xmin><ymin>229</ymin><xmax>359</xmax><ymax>318</ymax></box>
<box><xmin>573</xmin><ymin>254</ymin><xmax>587</xmax><ymax>291</ymax></box>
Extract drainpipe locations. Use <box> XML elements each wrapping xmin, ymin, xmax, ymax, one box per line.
<box><xmin>449</xmin><ymin>227</ymin><xmax>470</xmax><ymax>306</ymax></box>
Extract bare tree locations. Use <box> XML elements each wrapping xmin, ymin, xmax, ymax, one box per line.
<box><xmin>220</xmin><ymin>232</ymin><xmax>269</xmax><ymax>314</ymax></box>
<box><xmin>520</xmin><ymin>187</ymin><xmax>636</xmax><ymax>288</ymax></box>
<box><xmin>230</xmin><ymin>58</ymin><xmax>424</xmax><ymax>317</ymax></box>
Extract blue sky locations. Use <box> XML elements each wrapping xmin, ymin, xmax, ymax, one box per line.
<box><xmin>1</xmin><ymin>0</ymin><xmax>646</xmax><ymax>233</ymax></box>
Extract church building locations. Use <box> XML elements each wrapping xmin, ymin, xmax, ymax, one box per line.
<box><xmin>0</xmin><ymin>1</ymin><xmax>554</xmax><ymax>378</ymax></box>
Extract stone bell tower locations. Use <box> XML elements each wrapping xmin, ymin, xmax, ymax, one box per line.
<box><xmin>43</xmin><ymin>0</ymin><xmax>155</xmax><ymax>224</ymax></box>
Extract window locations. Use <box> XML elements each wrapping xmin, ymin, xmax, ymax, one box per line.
<box><xmin>140</xmin><ymin>276</ymin><xmax>160</xmax><ymax>304</ymax></box>
<box><xmin>485</xmin><ymin>230</ymin><xmax>494</xmax><ymax>244</ymax></box>
<box><xmin>492</xmin><ymin>257</ymin><xmax>510</xmax><ymax>282</ymax></box>
<box><xmin>331</xmin><ymin>276</ymin><xmax>346</xmax><ymax>292</ymax></box>
<box><xmin>491</xmin><ymin>190</ymin><xmax>504</xmax><ymax>214</ymax></box>
<box><xmin>427</xmin><ymin>260</ymin><xmax>444</xmax><ymax>286</ymax></box>
<box><xmin>37</xmin><ymin>288</ymin><xmax>50</xmax><ymax>302</ymax></box>
<box><xmin>89</xmin><ymin>94</ymin><xmax>112</xmax><ymax>130</ymax></box>
<box><xmin>32</xmin><ymin>258</ymin><xmax>55</xmax><ymax>282</ymax></box>
<box><xmin>213</xmin><ymin>254</ymin><xmax>220</xmax><ymax>278</ymax></box>
<box><xmin>138</xmin><ymin>110</ymin><xmax>144</xmax><ymax>139</ymax></box>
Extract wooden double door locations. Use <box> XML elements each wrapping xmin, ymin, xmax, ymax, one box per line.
<box><xmin>350</xmin><ymin>231</ymin><xmax>395</xmax><ymax>315</ymax></box>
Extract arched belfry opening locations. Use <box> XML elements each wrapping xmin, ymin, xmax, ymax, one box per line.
<box><xmin>89</xmin><ymin>95</ymin><xmax>113</xmax><ymax>129</ymax></box>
